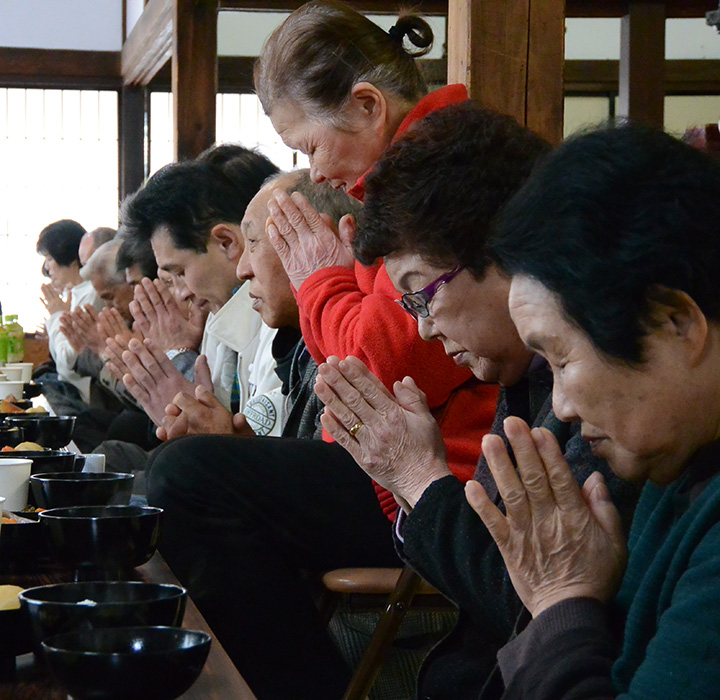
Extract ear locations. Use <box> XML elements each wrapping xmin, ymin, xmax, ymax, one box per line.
<box><xmin>209</xmin><ymin>223</ymin><xmax>244</xmax><ymax>262</ymax></box>
<box><xmin>653</xmin><ymin>288</ymin><xmax>708</xmax><ymax>365</ymax></box>
<box><xmin>348</xmin><ymin>82</ymin><xmax>387</xmax><ymax>131</ymax></box>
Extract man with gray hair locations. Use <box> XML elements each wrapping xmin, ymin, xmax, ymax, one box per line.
<box><xmin>58</xmin><ymin>240</ymin><xmax>145</xmax><ymax>452</ymax></box>
<box><xmin>79</xmin><ymin>226</ymin><xmax>116</xmax><ymax>266</ymax></box>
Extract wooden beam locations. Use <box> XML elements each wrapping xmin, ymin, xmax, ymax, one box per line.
<box><xmin>565</xmin><ymin>59</ymin><xmax>720</xmax><ymax>94</ymax></box>
<box><xmin>447</xmin><ymin>0</ymin><xmax>529</xmax><ymax>126</ymax></box>
<box><xmin>447</xmin><ymin>0</ymin><xmax>565</xmax><ymax>145</ymax></box>
<box><xmin>119</xmin><ymin>86</ymin><xmax>147</xmax><ymax>199</ymax></box>
<box><xmin>121</xmin><ymin>0</ymin><xmax>173</xmax><ymax>86</ymax></box>
<box><xmin>618</xmin><ymin>0</ymin><xmax>666</xmax><ymax>127</ymax></box>
<box><xmin>526</xmin><ymin>0</ymin><xmax>566</xmax><ymax>145</ymax></box>
<box><xmin>218</xmin><ymin>0</ymin><xmax>448</xmax><ymax>12</ymax></box>
<box><xmin>173</xmin><ymin>0</ymin><xmax>218</xmax><ymax>161</ymax></box>
<box><xmin>566</xmin><ymin>0</ymin><xmax>716</xmax><ymax>17</ymax></box>
<box><xmin>217</xmin><ymin>0</ymin><xmax>715</xmax><ymax>17</ymax></box>
<box><xmin>0</xmin><ymin>48</ymin><xmax>120</xmax><ymax>89</ymax></box>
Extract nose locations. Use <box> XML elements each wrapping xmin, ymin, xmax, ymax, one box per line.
<box><xmin>417</xmin><ymin>315</ymin><xmax>439</xmax><ymax>343</ymax></box>
<box><xmin>236</xmin><ymin>248</ymin><xmax>252</xmax><ymax>283</ymax></box>
<box><xmin>309</xmin><ymin>163</ymin><xmax>326</xmax><ymax>184</ymax></box>
<box><xmin>551</xmin><ymin>379</ymin><xmax>578</xmax><ymax>423</ymax></box>
<box><xmin>173</xmin><ymin>277</ymin><xmax>193</xmax><ymax>303</ymax></box>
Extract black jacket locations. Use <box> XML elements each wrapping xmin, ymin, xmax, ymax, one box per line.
<box><xmin>396</xmin><ymin>361</ymin><xmax>639</xmax><ymax>700</ymax></box>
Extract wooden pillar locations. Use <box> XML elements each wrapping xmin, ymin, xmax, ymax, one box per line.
<box><xmin>447</xmin><ymin>0</ymin><xmax>565</xmax><ymax>145</ymax></box>
<box><xmin>618</xmin><ymin>1</ymin><xmax>666</xmax><ymax>128</ymax></box>
<box><xmin>118</xmin><ymin>86</ymin><xmax>146</xmax><ymax>199</ymax></box>
<box><xmin>172</xmin><ymin>0</ymin><xmax>218</xmax><ymax>161</ymax></box>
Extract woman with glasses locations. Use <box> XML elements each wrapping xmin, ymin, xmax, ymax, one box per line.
<box><xmin>315</xmin><ymin>102</ymin><xmax>639</xmax><ymax>700</ymax></box>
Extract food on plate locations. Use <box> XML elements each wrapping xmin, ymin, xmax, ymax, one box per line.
<box><xmin>1</xmin><ymin>441</ymin><xmax>47</xmax><ymax>452</ymax></box>
<box><xmin>0</xmin><ymin>585</ymin><xmax>24</xmax><ymax>611</ymax></box>
<box><xmin>0</xmin><ymin>397</ymin><xmax>47</xmax><ymax>414</ymax></box>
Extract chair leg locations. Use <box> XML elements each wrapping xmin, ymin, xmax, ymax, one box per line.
<box><xmin>342</xmin><ymin>565</ymin><xmax>424</xmax><ymax>700</ymax></box>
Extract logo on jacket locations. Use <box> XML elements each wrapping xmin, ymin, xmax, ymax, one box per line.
<box><xmin>244</xmin><ymin>395</ymin><xmax>277</xmax><ymax>436</ymax></box>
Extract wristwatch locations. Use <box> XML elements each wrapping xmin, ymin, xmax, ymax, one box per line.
<box><xmin>165</xmin><ymin>347</ymin><xmax>193</xmax><ymax>361</ymax></box>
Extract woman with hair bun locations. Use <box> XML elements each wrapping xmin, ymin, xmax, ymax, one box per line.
<box><xmin>149</xmin><ymin>5</ymin><xmax>496</xmax><ymax>700</ymax></box>
<box><xmin>256</xmin><ymin>0</ymin><xmax>498</xmax><ymax>520</ymax></box>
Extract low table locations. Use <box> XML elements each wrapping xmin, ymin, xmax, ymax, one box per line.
<box><xmin>0</xmin><ymin>552</ymin><xmax>258</xmax><ymax>700</ymax></box>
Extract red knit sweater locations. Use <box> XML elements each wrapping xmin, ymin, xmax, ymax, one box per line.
<box><xmin>297</xmin><ymin>85</ymin><xmax>499</xmax><ymax>519</ymax></box>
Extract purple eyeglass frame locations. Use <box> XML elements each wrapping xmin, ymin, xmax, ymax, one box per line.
<box><xmin>397</xmin><ymin>265</ymin><xmax>465</xmax><ymax>319</ymax></box>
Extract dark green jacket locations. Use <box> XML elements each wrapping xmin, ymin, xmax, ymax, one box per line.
<box><xmin>497</xmin><ymin>440</ymin><xmax>720</xmax><ymax>700</ymax></box>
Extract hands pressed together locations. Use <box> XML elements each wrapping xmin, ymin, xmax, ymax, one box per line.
<box><xmin>40</xmin><ymin>283</ymin><xmax>71</xmax><ymax>316</ymax></box>
<box><xmin>317</xmin><ymin>355</ymin><xmax>628</xmax><ymax>618</ymax></box>
<box><xmin>266</xmin><ymin>190</ymin><xmax>356</xmax><ymax>289</ymax></box>
<box><xmin>129</xmin><ymin>277</ymin><xmax>204</xmax><ymax>354</ymax></box>
<box><xmin>315</xmin><ymin>355</ymin><xmax>451</xmax><ymax>510</ymax></box>
<box><xmin>465</xmin><ymin>417</ymin><xmax>627</xmax><ymax>617</ymax></box>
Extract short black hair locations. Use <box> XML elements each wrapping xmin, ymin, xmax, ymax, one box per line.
<box><xmin>120</xmin><ymin>144</ymin><xmax>278</xmax><ymax>253</ymax></box>
<box><xmin>491</xmin><ymin>123</ymin><xmax>720</xmax><ymax>364</ymax></box>
<box><xmin>36</xmin><ymin>219</ymin><xmax>86</xmax><ymax>266</ymax></box>
<box><xmin>116</xmin><ymin>234</ymin><xmax>158</xmax><ymax>280</ymax></box>
<box><xmin>354</xmin><ymin>101</ymin><xmax>550</xmax><ymax>277</ymax></box>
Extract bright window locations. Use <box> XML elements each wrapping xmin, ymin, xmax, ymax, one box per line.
<box><xmin>0</xmin><ymin>88</ymin><xmax>119</xmax><ymax>332</ymax></box>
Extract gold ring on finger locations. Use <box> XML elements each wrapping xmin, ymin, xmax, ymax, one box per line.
<box><xmin>348</xmin><ymin>422</ymin><xmax>363</xmax><ymax>438</ymax></box>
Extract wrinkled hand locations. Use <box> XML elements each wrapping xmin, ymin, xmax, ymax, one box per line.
<box><xmin>71</xmin><ymin>305</ymin><xmax>105</xmax><ymax>356</ymax></box>
<box><xmin>267</xmin><ymin>190</ymin><xmax>355</xmax><ymax>289</ymax></box>
<box><xmin>97</xmin><ymin>307</ymin><xmax>136</xmax><ymax>346</ymax></box>
<box><xmin>103</xmin><ymin>335</ymin><xmax>132</xmax><ymax>381</ymax></box>
<box><xmin>157</xmin><ymin>355</ymin><xmax>253</xmax><ymax>440</ymax></box>
<box><xmin>315</xmin><ymin>355</ymin><xmax>451</xmax><ymax>509</ymax></box>
<box><xmin>465</xmin><ymin>417</ymin><xmax>627</xmax><ymax>618</ymax></box>
<box><xmin>40</xmin><ymin>283</ymin><xmax>71</xmax><ymax>316</ymax></box>
<box><xmin>130</xmin><ymin>278</ymin><xmax>204</xmax><ymax>353</ymax></box>
<box><xmin>118</xmin><ymin>337</ymin><xmax>196</xmax><ymax>427</ymax></box>
<box><xmin>58</xmin><ymin>312</ymin><xmax>86</xmax><ymax>354</ymax></box>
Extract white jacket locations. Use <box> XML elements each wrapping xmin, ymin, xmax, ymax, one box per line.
<box><xmin>200</xmin><ymin>285</ymin><xmax>284</xmax><ymax>436</ymax></box>
<box><xmin>45</xmin><ymin>280</ymin><xmax>104</xmax><ymax>403</ymax></box>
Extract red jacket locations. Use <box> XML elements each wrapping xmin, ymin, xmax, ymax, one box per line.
<box><xmin>297</xmin><ymin>85</ymin><xmax>499</xmax><ymax>519</ymax></box>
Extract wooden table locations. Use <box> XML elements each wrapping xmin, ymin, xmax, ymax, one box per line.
<box><xmin>0</xmin><ymin>553</ymin><xmax>258</xmax><ymax>700</ymax></box>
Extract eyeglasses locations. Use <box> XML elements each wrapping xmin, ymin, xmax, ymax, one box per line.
<box><xmin>397</xmin><ymin>265</ymin><xmax>464</xmax><ymax>319</ymax></box>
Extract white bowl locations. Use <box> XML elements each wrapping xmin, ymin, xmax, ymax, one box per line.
<box><xmin>0</xmin><ymin>381</ymin><xmax>25</xmax><ymax>401</ymax></box>
<box><xmin>4</xmin><ymin>363</ymin><xmax>32</xmax><ymax>383</ymax></box>
<box><xmin>0</xmin><ymin>458</ymin><xmax>32</xmax><ymax>510</ymax></box>
<box><xmin>0</xmin><ymin>367</ymin><xmax>23</xmax><ymax>381</ymax></box>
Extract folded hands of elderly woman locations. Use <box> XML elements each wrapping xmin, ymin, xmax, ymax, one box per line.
<box><xmin>315</xmin><ymin>355</ymin><xmax>453</xmax><ymax>509</ymax></box>
<box><xmin>266</xmin><ymin>189</ymin><xmax>356</xmax><ymax>289</ymax></box>
<box><xmin>466</xmin><ymin>417</ymin><xmax>628</xmax><ymax>617</ymax></box>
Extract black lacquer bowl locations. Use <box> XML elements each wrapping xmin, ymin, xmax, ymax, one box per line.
<box><xmin>42</xmin><ymin>626</ymin><xmax>210</xmax><ymax>700</ymax></box>
<box><xmin>20</xmin><ymin>581</ymin><xmax>186</xmax><ymax>655</ymax></box>
<box><xmin>39</xmin><ymin>506</ymin><xmax>162</xmax><ymax>579</ymax></box>
<box><xmin>3</xmin><ymin>416</ymin><xmax>76</xmax><ymax>449</ymax></box>
<box><xmin>30</xmin><ymin>472</ymin><xmax>134</xmax><ymax>509</ymax></box>
<box><xmin>0</xmin><ymin>450</ymin><xmax>79</xmax><ymax>476</ymax></box>
<box><xmin>0</xmin><ymin>426</ymin><xmax>24</xmax><ymax>449</ymax></box>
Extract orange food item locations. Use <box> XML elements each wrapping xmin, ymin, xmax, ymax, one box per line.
<box><xmin>0</xmin><ymin>446</ymin><xmax>15</xmax><ymax>452</ymax></box>
<box><xmin>1</xmin><ymin>516</ymin><xmax>18</xmax><ymax>525</ymax></box>
<box><xmin>0</xmin><ymin>399</ymin><xmax>23</xmax><ymax>414</ymax></box>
